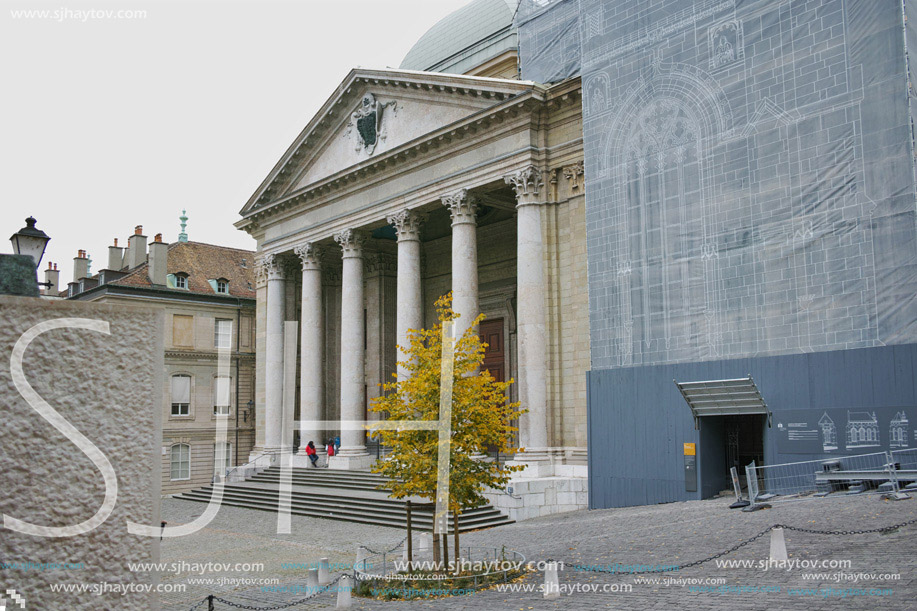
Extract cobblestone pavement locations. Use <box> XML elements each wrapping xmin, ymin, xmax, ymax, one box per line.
<box><xmin>161</xmin><ymin>494</ymin><xmax>917</xmax><ymax>610</ymax></box>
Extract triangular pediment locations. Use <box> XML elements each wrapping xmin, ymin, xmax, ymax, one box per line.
<box><xmin>240</xmin><ymin>68</ymin><xmax>537</xmax><ymax>215</ymax></box>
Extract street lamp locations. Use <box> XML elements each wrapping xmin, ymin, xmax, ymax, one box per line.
<box><xmin>10</xmin><ymin>217</ymin><xmax>50</xmax><ymax>268</ymax></box>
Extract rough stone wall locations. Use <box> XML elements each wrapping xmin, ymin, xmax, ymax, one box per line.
<box><xmin>0</xmin><ymin>296</ymin><xmax>162</xmax><ymax>610</ymax></box>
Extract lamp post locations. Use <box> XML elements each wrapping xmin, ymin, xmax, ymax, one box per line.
<box><xmin>10</xmin><ymin>217</ymin><xmax>50</xmax><ymax>269</ymax></box>
<box><xmin>2</xmin><ymin>217</ymin><xmax>51</xmax><ymax>296</ymax></box>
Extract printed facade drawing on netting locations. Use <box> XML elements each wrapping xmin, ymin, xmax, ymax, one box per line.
<box><xmin>890</xmin><ymin>411</ymin><xmax>909</xmax><ymax>448</ymax></box>
<box><xmin>583</xmin><ymin>3</ymin><xmax>603</xmax><ymax>42</ymax></box>
<box><xmin>583</xmin><ymin>0</ymin><xmax>889</xmax><ymax>371</ymax></box>
<box><xmin>846</xmin><ymin>411</ymin><xmax>879</xmax><ymax>448</ymax></box>
<box><xmin>708</xmin><ymin>20</ymin><xmax>743</xmax><ymax>70</ymax></box>
<box><xmin>602</xmin><ymin>58</ymin><xmax>733</xmax><ymax>366</ymax></box>
<box><xmin>585</xmin><ymin>73</ymin><xmax>609</xmax><ymax>116</ymax></box>
<box><xmin>343</xmin><ymin>93</ymin><xmax>397</xmax><ymax>155</ymax></box>
<box><xmin>819</xmin><ymin>412</ymin><xmax>837</xmax><ymax>451</ymax></box>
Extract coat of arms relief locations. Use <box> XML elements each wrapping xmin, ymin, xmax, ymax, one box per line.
<box><xmin>343</xmin><ymin>93</ymin><xmax>397</xmax><ymax>155</ymax></box>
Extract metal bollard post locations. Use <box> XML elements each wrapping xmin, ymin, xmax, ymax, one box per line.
<box><xmin>207</xmin><ymin>594</ymin><xmax>214</xmax><ymax>611</ymax></box>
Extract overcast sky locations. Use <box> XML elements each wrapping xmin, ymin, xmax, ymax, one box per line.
<box><xmin>1</xmin><ymin>0</ymin><xmax>471</xmax><ymax>276</ymax></box>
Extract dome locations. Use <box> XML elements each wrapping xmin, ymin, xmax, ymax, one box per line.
<box><xmin>400</xmin><ymin>0</ymin><xmax>519</xmax><ymax>75</ymax></box>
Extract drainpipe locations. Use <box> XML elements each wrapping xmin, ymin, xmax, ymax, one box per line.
<box><xmin>235</xmin><ymin>301</ymin><xmax>241</xmax><ymax>465</ymax></box>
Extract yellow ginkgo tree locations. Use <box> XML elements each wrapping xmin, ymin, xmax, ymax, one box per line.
<box><xmin>369</xmin><ymin>293</ymin><xmax>524</xmax><ymax>562</ymax></box>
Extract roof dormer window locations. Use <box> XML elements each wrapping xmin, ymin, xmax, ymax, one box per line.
<box><xmin>168</xmin><ymin>272</ymin><xmax>189</xmax><ymax>289</ymax></box>
<box><xmin>209</xmin><ymin>278</ymin><xmax>229</xmax><ymax>294</ymax></box>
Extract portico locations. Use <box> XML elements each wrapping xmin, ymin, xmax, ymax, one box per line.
<box><xmin>237</xmin><ymin>68</ymin><xmax>589</xmax><ymax>517</ymax></box>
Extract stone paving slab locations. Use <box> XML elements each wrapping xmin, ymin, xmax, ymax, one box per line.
<box><xmin>161</xmin><ymin>493</ymin><xmax>917</xmax><ymax>610</ymax></box>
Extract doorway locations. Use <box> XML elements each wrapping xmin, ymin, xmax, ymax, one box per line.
<box><xmin>479</xmin><ymin>318</ymin><xmax>507</xmax><ymax>453</ymax></box>
<box><xmin>479</xmin><ymin>318</ymin><xmax>505</xmax><ymax>382</ymax></box>
<box><xmin>699</xmin><ymin>414</ymin><xmax>765</xmax><ymax>498</ymax></box>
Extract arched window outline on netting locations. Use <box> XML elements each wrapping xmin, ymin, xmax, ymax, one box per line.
<box><xmin>602</xmin><ymin>63</ymin><xmax>732</xmax><ymax>365</ymax></box>
<box><xmin>623</xmin><ymin>97</ymin><xmax>704</xmax><ymax>355</ymax></box>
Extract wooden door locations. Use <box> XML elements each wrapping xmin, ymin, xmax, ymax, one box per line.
<box><xmin>480</xmin><ymin>318</ymin><xmax>505</xmax><ymax>382</ymax></box>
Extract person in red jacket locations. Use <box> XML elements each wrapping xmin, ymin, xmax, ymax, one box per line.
<box><xmin>305</xmin><ymin>441</ymin><xmax>318</xmax><ymax>467</ymax></box>
<box><xmin>326</xmin><ymin>439</ymin><xmax>335</xmax><ymax>458</ymax></box>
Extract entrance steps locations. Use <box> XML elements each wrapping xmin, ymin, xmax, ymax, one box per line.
<box><xmin>172</xmin><ymin>466</ymin><xmax>513</xmax><ymax>532</ymax></box>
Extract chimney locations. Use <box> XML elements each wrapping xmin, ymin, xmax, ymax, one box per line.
<box><xmin>44</xmin><ymin>262</ymin><xmax>60</xmax><ymax>295</ymax></box>
<box><xmin>148</xmin><ymin>233</ymin><xmax>168</xmax><ymax>286</ymax></box>
<box><xmin>73</xmin><ymin>249</ymin><xmax>89</xmax><ymax>282</ymax></box>
<box><xmin>108</xmin><ymin>237</ymin><xmax>124</xmax><ymax>271</ymax></box>
<box><xmin>126</xmin><ymin>225</ymin><xmax>147</xmax><ymax>269</ymax></box>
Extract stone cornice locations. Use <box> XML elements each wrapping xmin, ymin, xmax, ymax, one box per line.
<box><xmin>237</xmin><ymin>88</ymin><xmax>583</xmax><ymax>232</ymax></box>
<box><xmin>165</xmin><ymin>350</ymin><xmax>256</xmax><ymax>361</ymax></box>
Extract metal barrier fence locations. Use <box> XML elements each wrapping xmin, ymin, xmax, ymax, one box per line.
<box><xmin>891</xmin><ymin>448</ymin><xmax>917</xmax><ymax>470</ymax></box>
<box><xmin>745</xmin><ymin>451</ymin><xmax>913</xmax><ymax>504</ymax></box>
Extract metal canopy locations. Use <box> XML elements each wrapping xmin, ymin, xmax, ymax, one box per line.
<box><xmin>674</xmin><ymin>376</ymin><xmax>772</xmax><ymax>430</ymax></box>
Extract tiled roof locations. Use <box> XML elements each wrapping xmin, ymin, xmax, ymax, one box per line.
<box><xmin>109</xmin><ymin>241</ymin><xmax>256</xmax><ymax>299</ymax></box>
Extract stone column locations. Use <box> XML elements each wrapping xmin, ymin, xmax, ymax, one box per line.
<box><xmin>295</xmin><ymin>242</ymin><xmax>324</xmax><ymax>454</ymax></box>
<box><xmin>263</xmin><ymin>253</ymin><xmax>286</xmax><ymax>455</ymax></box>
<box><xmin>505</xmin><ymin>166</ymin><xmax>550</xmax><ymax>463</ymax></box>
<box><xmin>330</xmin><ymin>229</ymin><xmax>372</xmax><ymax>470</ymax></box>
<box><xmin>387</xmin><ymin>209</ymin><xmax>424</xmax><ymax>382</ymax></box>
<box><xmin>441</xmin><ymin>189</ymin><xmax>479</xmax><ymax>339</ymax></box>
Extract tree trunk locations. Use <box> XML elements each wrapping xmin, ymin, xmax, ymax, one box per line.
<box><xmin>442</xmin><ymin>525</ymin><xmax>449</xmax><ymax>570</ymax></box>
<box><xmin>453</xmin><ymin>509</ymin><xmax>460</xmax><ymax>573</ymax></box>
<box><xmin>432</xmin><ymin>532</ymin><xmax>440</xmax><ymax>567</ymax></box>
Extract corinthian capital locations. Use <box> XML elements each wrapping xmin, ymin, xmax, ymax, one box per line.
<box><xmin>387</xmin><ymin>208</ymin><xmax>424</xmax><ymax>241</ymax></box>
<box><xmin>334</xmin><ymin>228</ymin><xmax>368</xmax><ymax>258</ymax></box>
<box><xmin>504</xmin><ymin>165</ymin><xmax>545</xmax><ymax>206</ymax></box>
<box><xmin>441</xmin><ymin>188</ymin><xmax>478</xmax><ymax>225</ymax></box>
<box><xmin>294</xmin><ymin>242</ymin><xmax>323</xmax><ymax>271</ymax></box>
<box><xmin>257</xmin><ymin>253</ymin><xmax>285</xmax><ymax>282</ymax></box>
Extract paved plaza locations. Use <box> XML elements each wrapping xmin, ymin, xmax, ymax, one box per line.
<box><xmin>161</xmin><ymin>493</ymin><xmax>916</xmax><ymax>610</ymax></box>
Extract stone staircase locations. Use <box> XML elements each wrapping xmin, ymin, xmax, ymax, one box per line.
<box><xmin>173</xmin><ymin>466</ymin><xmax>513</xmax><ymax>532</ymax></box>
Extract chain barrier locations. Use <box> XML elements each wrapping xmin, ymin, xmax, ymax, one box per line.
<box><xmin>574</xmin><ymin>516</ymin><xmax>917</xmax><ymax>575</ymax></box>
<box><xmin>187</xmin><ymin>597</ymin><xmax>209</xmax><ymax>611</ymax></box>
<box><xmin>188</xmin><ymin>575</ymin><xmax>344</xmax><ymax>610</ymax></box>
<box><xmin>359</xmin><ymin>535</ymin><xmax>408</xmax><ymax>555</ymax></box>
<box><xmin>775</xmin><ymin>515</ymin><xmax>917</xmax><ymax>536</ymax></box>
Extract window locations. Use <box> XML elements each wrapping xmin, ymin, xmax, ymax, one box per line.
<box><xmin>216</xmin><ymin>279</ymin><xmax>228</xmax><ymax>294</ymax></box>
<box><xmin>175</xmin><ymin>273</ymin><xmax>188</xmax><ymax>289</ymax></box>
<box><xmin>213</xmin><ymin>376</ymin><xmax>231</xmax><ymax>416</ymax></box>
<box><xmin>170</xmin><ymin>444</ymin><xmax>190</xmax><ymax>480</ymax></box>
<box><xmin>214</xmin><ymin>319</ymin><xmax>232</xmax><ymax>350</ymax></box>
<box><xmin>172</xmin><ymin>314</ymin><xmax>194</xmax><ymax>347</ymax></box>
<box><xmin>170</xmin><ymin>374</ymin><xmax>191</xmax><ymax>416</ymax></box>
<box><xmin>214</xmin><ymin>442</ymin><xmax>232</xmax><ymax>474</ymax></box>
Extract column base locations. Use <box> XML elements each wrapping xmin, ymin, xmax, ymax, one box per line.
<box><xmin>506</xmin><ymin>447</ymin><xmax>588</xmax><ymax>478</ymax></box>
<box><xmin>328</xmin><ymin>450</ymin><xmax>374</xmax><ymax>471</ymax></box>
<box><xmin>290</xmin><ymin>454</ymin><xmax>324</xmax><ymax>469</ymax></box>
